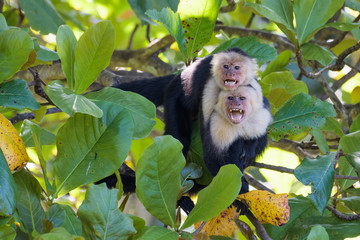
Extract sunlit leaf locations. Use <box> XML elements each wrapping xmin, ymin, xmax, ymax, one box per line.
<box><xmin>0</xmin><ymin>79</ymin><xmax>40</xmax><ymax>110</ymax></box>
<box><xmin>86</xmin><ymin>87</ymin><xmax>156</xmax><ymax>139</ymax></box>
<box><xmin>78</xmin><ymin>184</ymin><xmax>136</xmax><ymax>239</ymax></box>
<box><xmin>294</xmin><ymin>152</ymin><xmax>337</xmax><ymax>212</ymax></box>
<box><xmin>136</xmin><ymin>136</ymin><xmax>185</xmax><ymax>227</ymax></box>
<box><xmin>47</xmin><ymin>82</ymin><xmax>103</xmax><ymax>118</ymax></box>
<box><xmin>238</xmin><ymin>190</ymin><xmax>290</xmax><ymax>226</ymax></box>
<box><xmin>294</xmin><ymin>0</ymin><xmax>345</xmax><ymax>44</ymax></box>
<box><xmin>268</xmin><ymin>93</ymin><xmax>336</xmax><ymax>141</ymax></box>
<box><xmin>262</xmin><ymin>50</ymin><xmax>292</xmax><ymax>78</ymax></box>
<box><xmin>308</xmin><ymin>225</ymin><xmax>329</xmax><ymax>240</ymax></box>
<box><xmin>74</xmin><ymin>21</ymin><xmax>115</xmax><ymax>94</ymax></box>
<box><xmin>56</xmin><ymin>25</ymin><xmax>76</xmax><ymax>90</ymax></box>
<box><xmin>177</xmin><ymin>0</ymin><xmax>222</xmax><ymax>59</ymax></box>
<box><xmin>146</xmin><ymin>8</ymin><xmax>187</xmax><ymax>58</ymax></box>
<box><xmin>0</xmin><ymin>113</ymin><xmax>28</xmax><ymax>171</ymax></box>
<box><xmin>181</xmin><ymin>165</ymin><xmax>242</xmax><ymax>230</ymax></box>
<box><xmin>301</xmin><ymin>43</ymin><xmax>335</xmax><ymax>66</ymax></box>
<box><xmin>0</xmin><ymin>29</ymin><xmax>33</xmax><ymax>83</ymax></box>
<box><xmin>36</xmin><ymin>227</ymin><xmax>83</xmax><ymax>240</ymax></box>
<box><xmin>18</xmin><ymin>0</ymin><xmax>65</xmax><ymax>34</ymax></box>
<box><xmin>128</xmin><ymin>0</ymin><xmax>179</xmax><ymax>25</ymax></box>
<box><xmin>54</xmin><ymin>102</ymin><xmax>133</xmax><ymax>197</ymax></box>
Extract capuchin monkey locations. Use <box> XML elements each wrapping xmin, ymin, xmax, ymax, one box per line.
<box><xmin>116</xmin><ymin>47</ymin><xmax>258</xmax><ymax>156</ymax></box>
<box><xmin>178</xmin><ymin>82</ymin><xmax>272</xmax><ymax>214</ymax></box>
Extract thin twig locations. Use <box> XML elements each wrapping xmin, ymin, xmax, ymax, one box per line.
<box><xmin>252</xmin><ymin>162</ymin><xmax>358</xmax><ymax>180</ymax></box>
<box><xmin>326</xmin><ymin>205</ymin><xmax>360</xmax><ymax>221</ymax></box>
<box><xmin>244</xmin><ymin>173</ymin><xmax>275</xmax><ymax>194</ymax></box>
<box><xmin>10</xmin><ymin>108</ymin><xmax>61</xmax><ymax>124</ymax></box>
<box><xmin>127</xmin><ymin>24</ymin><xmax>139</xmax><ymax>50</ymax></box>
<box><xmin>192</xmin><ymin>221</ymin><xmax>206</xmax><ymax>235</ymax></box>
<box><xmin>245</xmin><ymin>210</ymin><xmax>272</xmax><ymax>240</ymax></box>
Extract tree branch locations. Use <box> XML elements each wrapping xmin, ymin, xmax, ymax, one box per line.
<box><xmin>326</xmin><ymin>205</ymin><xmax>360</xmax><ymax>221</ymax></box>
<box><xmin>252</xmin><ymin>162</ymin><xmax>358</xmax><ymax>180</ymax></box>
<box><xmin>245</xmin><ymin>210</ymin><xmax>272</xmax><ymax>240</ymax></box>
<box><xmin>214</xmin><ymin>25</ymin><xmax>295</xmax><ymax>51</ymax></box>
<box><xmin>220</xmin><ymin>0</ymin><xmax>236</xmax><ymax>13</ymax></box>
<box><xmin>10</xmin><ymin>108</ymin><xmax>61</xmax><ymax>124</ymax></box>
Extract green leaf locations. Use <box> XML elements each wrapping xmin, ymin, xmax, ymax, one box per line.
<box><xmin>212</xmin><ymin>37</ymin><xmax>277</xmax><ymax>66</ymax></box>
<box><xmin>46</xmin><ymin>204</ymin><xmax>82</xmax><ymax>236</ymax></box>
<box><xmin>350</xmin><ymin>114</ymin><xmax>360</xmax><ymax>133</ymax></box>
<box><xmin>301</xmin><ymin>43</ymin><xmax>335</xmax><ymax>66</ymax></box>
<box><xmin>36</xmin><ymin>45</ymin><xmax>59</xmax><ymax>62</ymax></box>
<box><xmin>0</xmin><ymin>149</ymin><xmax>16</xmax><ymax>217</ymax></box>
<box><xmin>268</xmin><ymin>93</ymin><xmax>336</xmax><ymax>141</ymax></box>
<box><xmin>181</xmin><ymin>165</ymin><xmax>242</xmax><ymax>230</ymax></box>
<box><xmin>136</xmin><ymin>136</ymin><xmax>185</xmax><ymax>227</ymax></box>
<box><xmin>294</xmin><ymin>0</ymin><xmax>345</xmax><ymax>44</ymax></box>
<box><xmin>187</xmin><ymin>120</ymin><xmax>213</xmax><ymax>185</ymax></box>
<box><xmin>0</xmin><ymin>79</ymin><xmax>40</xmax><ymax>110</ymax></box>
<box><xmin>13</xmin><ymin>169</ymin><xmax>45</xmax><ymax>233</ymax></box>
<box><xmin>322</xmin><ymin>117</ymin><xmax>344</xmax><ymax>137</ymax></box>
<box><xmin>137</xmin><ymin>226</ymin><xmax>179</xmax><ymax>240</ymax></box>
<box><xmin>325</xmin><ymin>22</ymin><xmax>360</xmax><ymax>31</ymax></box>
<box><xmin>266</xmin><ymin>196</ymin><xmax>360</xmax><ymax>239</ymax></box>
<box><xmin>36</xmin><ymin>227</ymin><xmax>83</xmax><ymax>240</ymax></box>
<box><xmin>262</xmin><ymin>50</ymin><xmax>292</xmax><ymax>78</ymax></box>
<box><xmin>0</xmin><ymin>29</ymin><xmax>33</xmax><ymax>83</ymax></box>
<box><xmin>294</xmin><ymin>153</ymin><xmax>337</xmax><ymax>212</ymax></box>
<box><xmin>177</xmin><ymin>0</ymin><xmax>222</xmax><ymax>60</ymax></box>
<box><xmin>308</xmin><ymin>225</ymin><xmax>329</xmax><ymax>240</ymax></box>
<box><xmin>56</xmin><ymin>25</ymin><xmax>77</xmax><ymax>90</ymax></box>
<box><xmin>339</xmin><ymin>131</ymin><xmax>360</xmax><ymax>179</ymax></box>
<box><xmin>310</xmin><ymin>129</ymin><xmax>329</xmax><ymax>154</ymax></box>
<box><xmin>20</xmin><ymin>120</ymin><xmax>56</xmax><ymax>148</ymax></box>
<box><xmin>128</xmin><ymin>0</ymin><xmax>179</xmax><ymax>25</ymax></box>
<box><xmin>341</xmin><ymin>196</ymin><xmax>360</xmax><ymax>212</ymax></box>
<box><xmin>242</xmin><ymin>0</ymin><xmax>295</xmax><ymax>43</ymax></box>
<box><xmin>46</xmin><ymin>82</ymin><xmax>103</xmax><ymax>118</ymax></box>
<box><xmin>0</xmin><ymin>14</ymin><xmax>8</xmax><ymax>32</ymax></box>
<box><xmin>146</xmin><ymin>8</ymin><xmax>187</xmax><ymax>59</ymax></box>
<box><xmin>261</xmin><ymin>71</ymin><xmax>308</xmax><ymax>114</ymax></box>
<box><xmin>74</xmin><ymin>20</ymin><xmax>115</xmax><ymax>94</ymax></box>
<box><xmin>53</xmin><ymin>102</ymin><xmax>134</xmax><ymax>197</ymax></box>
<box><xmin>18</xmin><ymin>0</ymin><xmax>65</xmax><ymax>34</ymax></box>
<box><xmin>78</xmin><ymin>184</ymin><xmax>136</xmax><ymax>240</ymax></box>
<box><xmin>0</xmin><ymin>225</ymin><xmax>16</xmax><ymax>240</ymax></box>
<box><xmin>86</xmin><ymin>87</ymin><xmax>156</xmax><ymax>139</ymax></box>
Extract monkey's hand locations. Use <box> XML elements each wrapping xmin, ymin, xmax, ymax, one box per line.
<box><xmin>232</xmin><ymin>199</ymin><xmax>249</xmax><ymax>215</ymax></box>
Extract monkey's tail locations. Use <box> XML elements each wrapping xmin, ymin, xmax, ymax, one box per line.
<box><xmin>113</xmin><ymin>74</ymin><xmax>177</xmax><ymax>107</ymax></box>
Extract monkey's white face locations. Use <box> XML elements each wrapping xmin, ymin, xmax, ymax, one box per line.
<box><xmin>217</xmin><ymin>87</ymin><xmax>254</xmax><ymax>125</ymax></box>
<box><xmin>211</xmin><ymin>52</ymin><xmax>258</xmax><ymax>91</ymax></box>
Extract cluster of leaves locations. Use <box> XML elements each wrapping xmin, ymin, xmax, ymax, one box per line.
<box><xmin>0</xmin><ymin>0</ymin><xmax>360</xmax><ymax>239</ymax></box>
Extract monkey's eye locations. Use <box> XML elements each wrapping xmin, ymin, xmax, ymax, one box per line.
<box><xmin>227</xmin><ymin>96</ymin><xmax>234</xmax><ymax>100</ymax></box>
<box><xmin>223</xmin><ymin>65</ymin><xmax>229</xmax><ymax>69</ymax></box>
<box><xmin>234</xmin><ymin>66</ymin><xmax>240</xmax><ymax>70</ymax></box>
<box><xmin>239</xmin><ymin>96</ymin><xmax>246</xmax><ymax>100</ymax></box>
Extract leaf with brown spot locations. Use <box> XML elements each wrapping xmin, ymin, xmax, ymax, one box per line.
<box><xmin>194</xmin><ymin>206</ymin><xmax>239</xmax><ymax>237</ymax></box>
<box><xmin>237</xmin><ymin>190</ymin><xmax>290</xmax><ymax>226</ymax></box>
<box><xmin>0</xmin><ymin>113</ymin><xmax>28</xmax><ymax>171</ymax></box>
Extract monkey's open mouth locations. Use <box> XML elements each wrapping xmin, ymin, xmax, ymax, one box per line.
<box><xmin>224</xmin><ymin>79</ymin><xmax>238</xmax><ymax>87</ymax></box>
<box><xmin>228</xmin><ymin>108</ymin><xmax>244</xmax><ymax>124</ymax></box>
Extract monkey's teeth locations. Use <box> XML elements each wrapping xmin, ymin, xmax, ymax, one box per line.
<box><xmin>229</xmin><ymin>109</ymin><xmax>244</xmax><ymax>123</ymax></box>
<box><xmin>224</xmin><ymin>79</ymin><xmax>238</xmax><ymax>86</ymax></box>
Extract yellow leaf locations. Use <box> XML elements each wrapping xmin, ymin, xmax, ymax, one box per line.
<box><xmin>351</xmin><ymin>86</ymin><xmax>360</xmax><ymax>104</ymax></box>
<box><xmin>194</xmin><ymin>206</ymin><xmax>238</xmax><ymax>237</ymax></box>
<box><xmin>0</xmin><ymin>113</ymin><xmax>28</xmax><ymax>171</ymax></box>
<box><xmin>21</xmin><ymin>49</ymin><xmax>37</xmax><ymax>70</ymax></box>
<box><xmin>237</xmin><ymin>190</ymin><xmax>290</xmax><ymax>226</ymax></box>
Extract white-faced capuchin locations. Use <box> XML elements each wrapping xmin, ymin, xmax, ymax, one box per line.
<box><xmin>116</xmin><ymin>47</ymin><xmax>258</xmax><ymax>156</ymax></box>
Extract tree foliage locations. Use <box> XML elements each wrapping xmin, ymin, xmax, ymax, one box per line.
<box><xmin>1</xmin><ymin>0</ymin><xmax>360</xmax><ymax>239</ymax></box>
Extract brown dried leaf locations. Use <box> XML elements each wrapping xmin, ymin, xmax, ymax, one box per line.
<box><xmin>194</xmin><ymin>206</ymin><xmax>239</xmax><ymax>237</ymax></box>
<box><xmin>0</xmin><ymin>113</ymin><xmax>28</xmax><ymax>170</ymax></box>
<box><xmin>21</xmin><ymin>49</ymin><xmax>37</xmax><ymax>70</ymax></box>
<box><xmin>237</xmin><ymin>190</ymin><xmax>290</xmax><ymax>226</ymax></box>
